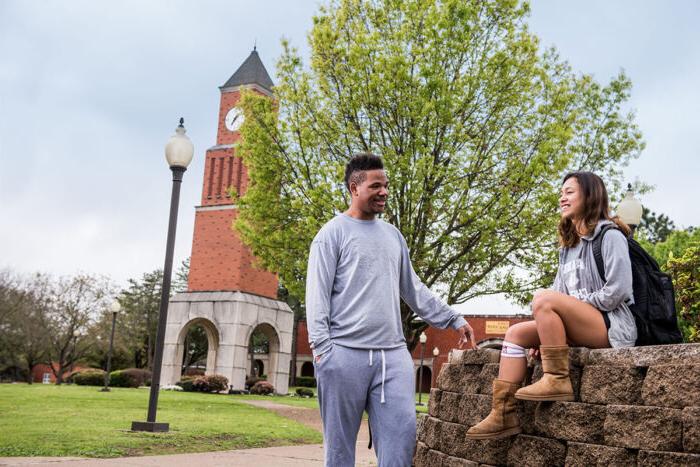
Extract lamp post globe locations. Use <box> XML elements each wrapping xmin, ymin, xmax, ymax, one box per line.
<box><xmin>102</xmin><ymin>300</ymin><xmax>121</xmax><ymax>392</ymax></box>
<box><xmin>132</xmin><ymin>118</ymin><xmax>194</xmax><ymax>433</ymax></box>
<box><xmin>433</xmin><ymin>347</ymin><xmax>439</xmax><ymax>357</ymax></box>
<box><xmin>616</xmin><ymin>183</ymin><xmax>643</xmax><ymax>235</ymax></box>
<box><xmin>165</xmin><ymin>118</ymin><xmax>194</xmax><ymax>169</ymax></box>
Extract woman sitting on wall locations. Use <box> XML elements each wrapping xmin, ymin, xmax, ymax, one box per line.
<box><xmin>466</xmin><ymin>171</ymin><xmax>637</xmax><ymax>440</ymax></box>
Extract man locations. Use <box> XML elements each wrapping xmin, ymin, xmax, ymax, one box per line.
<box><xmin>306</xmin><ymin>153</ymin><xmax>475</xmax><ymax>467</ymax></box>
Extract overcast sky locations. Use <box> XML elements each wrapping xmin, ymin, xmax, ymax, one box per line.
<box><xmin>1</xmin><ymin>1</ymin><xmax>698</xmax><ymax>315</ymax></box>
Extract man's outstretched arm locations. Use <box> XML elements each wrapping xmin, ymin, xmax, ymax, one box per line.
<box><xmin>398</xmin><ymin>235</ymin><xmax>476</xmax><ymax>349</ymax></box>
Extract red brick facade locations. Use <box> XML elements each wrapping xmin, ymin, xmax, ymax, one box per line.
<box><xmin>187</xmin><ymin>77</ymin><xmax>277</xmax><ymax>297</ymax></box>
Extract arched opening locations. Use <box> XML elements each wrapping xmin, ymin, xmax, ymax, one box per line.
<box><xmin>301</xmin><ymin>361</ymin><xmax>314</xmax><ymax>377</ymax></box>
<box><xmin>246</xmin><ymin>323</ymin><xmax>280</xmax><ymax>389</ymax></box>
<box><xmin>477</xmin><ymin>338</ymin><xmax>504</xmax><ymax>350</ymax></box>
<box><xmin>176</xmin><ymin>318</ymin><xmax>219</xmax><ymax>379</ymax></box>
<box><xmin>415</xmin><ymin>366</ymin><xmax>432</xmax><ymax>393</ymax></box>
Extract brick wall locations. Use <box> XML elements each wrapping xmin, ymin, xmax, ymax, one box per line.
<box><xmin>416</xmin><ymin>344</ymin><xmax>700</xmax><ymax>466</ymax></box>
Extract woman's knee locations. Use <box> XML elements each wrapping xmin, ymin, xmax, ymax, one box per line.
<box><xmin>505</xmin><ymin>322</ymin><xmax>533</xmax><ymax>345</ymax></box>
<box><xmin>531</xmin><ymin>290</ymin><xmax>557</xmax><ymax>318</ymax></box>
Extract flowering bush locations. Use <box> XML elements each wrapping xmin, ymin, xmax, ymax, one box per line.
<box><xmin>250</xmin><ymin>381</ymin><xmax>275</xmax><ymax>395</ymax></box>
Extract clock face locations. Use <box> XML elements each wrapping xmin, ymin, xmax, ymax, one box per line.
<box><xmin>225</xmin><ymin>107</ymin><xmax>244</xmax><ymax>132</ymax></box>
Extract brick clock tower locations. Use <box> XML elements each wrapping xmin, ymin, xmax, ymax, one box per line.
<box><xmin>187</xmin><ymin>47</ymin><xmax>277</xmax><ymax>298</ymax></box>
<box><xmin>160</xmin><ymin>49</ymin><xmax>293</xmax><ymax>394</ymax></box>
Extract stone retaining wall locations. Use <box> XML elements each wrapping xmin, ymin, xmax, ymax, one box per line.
<box><xmin>415</xmin><ymin>344</ymin><xmax>700</xmax><ymax>466</ymax></box>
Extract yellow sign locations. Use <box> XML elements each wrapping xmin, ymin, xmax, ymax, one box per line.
<box><xmin>485</xmin><ymin>321</ymin><xmax>510</xmax><ymax>334</ymax></box>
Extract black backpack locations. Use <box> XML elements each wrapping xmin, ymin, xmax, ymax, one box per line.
<box><xmin>592</xmin><ymin>224</ymin><xmax>683</xmax><ymax>346</ymax></box>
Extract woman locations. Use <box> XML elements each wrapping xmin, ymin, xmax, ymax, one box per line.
<box><xmin>466</xmin><ymin>171</ymin><xmax>637</xmax><ymax>440</ymax></box>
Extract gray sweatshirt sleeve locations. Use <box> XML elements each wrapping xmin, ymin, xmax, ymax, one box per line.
<box><xmin>552</xmin><ymin>251</ymin><xmax>566</xmax><ymax>293</ymax></box>
<box><xmin>583</xmin><ymin>230</ymin><xmax>633</xmax><ymax>312</ymax></box>
<box><xmin>398</xmin><ymin>234</ymin><xmax>467</xmax><ymax>330</ymax></box>
<box><xmin>305</xmin><ymin>239</ymin><xmax>337</xmax><ymax>357</ymax></box>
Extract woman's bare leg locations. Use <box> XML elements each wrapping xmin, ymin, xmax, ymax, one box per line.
<box><xmin>531</xmin><ymin>290</ymin><xmax>609</xmax><ymax>348</ymax></box>
<box><xmin>498</xmin><ymin>321</ymin><xmax>540</xmax><ymax>384</ymax></box>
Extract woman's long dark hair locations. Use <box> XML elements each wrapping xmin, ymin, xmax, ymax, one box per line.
<box><xmin>558</xmin><ymin>171</ymin><xmax>630</xmax><ymax>248</ymax></box>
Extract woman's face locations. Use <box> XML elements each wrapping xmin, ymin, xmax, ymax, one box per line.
<box><xmin>560</xmin><ymin>177</ymin><xmax>583</xmax><ymax>220</ymax></box>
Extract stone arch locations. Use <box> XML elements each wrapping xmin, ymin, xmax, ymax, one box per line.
<box><xmin>300</xmin><ymin>361</ymin><xmax>314</xmax><ymax>377</ymax></box>
<box><xmin>175</xmin><ymin>318</ymin><xmax>220</xmax><ymax>378</ymax></box>
<box><xmin>477</xmin><ymin>337</ymin><xmax>504</xmax><ymax>350</ymax></box>
<box><xmin>415</xmin><ymin>366</ymin><xmax>432</xmax><ymax>393</ymax></box>
<box><xmin>245</xmin><ymin>321</ymin><xmax>281</xmax><ymax>389</ymax></box>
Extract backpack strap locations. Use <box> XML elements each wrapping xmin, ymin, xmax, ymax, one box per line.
<box><xmin>592</xmin><ymin>224</ymin><xmax>619</xmax><ymax>283</ymax></box>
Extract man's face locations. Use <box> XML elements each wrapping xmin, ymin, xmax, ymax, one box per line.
<box><xmin>350</xmin><ymin>169</ymin><xmax>389</xmax><ymax>215</ymax></box>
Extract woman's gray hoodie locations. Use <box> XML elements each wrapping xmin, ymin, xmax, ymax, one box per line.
<box><xmin>552</xmin><ymin>219</ymin><xmax>637</xmax><ymax>348</ymax></box>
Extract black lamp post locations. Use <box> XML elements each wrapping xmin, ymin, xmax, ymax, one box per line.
<box><xmin>417</xmin><ymin>332</ymin><xmax>427</xmax><ymax>406</ymax></box>
<box><xmin>101</xmin><ymin>300</ymin><xmax>120</xmax><ymax>392</ymax></box>
<box><xmin>131</xmin><ymin>118</ymin><xmax>194</xmax><ymax>433</ymax></box>
<box><xmin>616</xmin><ymin>183</ymin><xmax>643</xmax><ymax>236</ymax></box>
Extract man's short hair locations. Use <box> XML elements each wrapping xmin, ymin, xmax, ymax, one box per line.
<box><xmin>344</xmin><ymin>153</ymin><xmax>384</xmax><ymax>190</ymax></box>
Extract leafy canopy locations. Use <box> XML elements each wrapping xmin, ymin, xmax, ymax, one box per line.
<box><xmin>235</xmin><ymin>0</ymin><xmax>644</xmax><ymax>346</ymax></box>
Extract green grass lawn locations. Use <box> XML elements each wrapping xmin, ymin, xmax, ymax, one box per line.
<box><xmin>0</xmin><ymin>384</ymin><xmax>322</xmax><ymax>458</ymax></box>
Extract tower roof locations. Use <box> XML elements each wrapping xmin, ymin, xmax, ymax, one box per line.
<box><xmin>221</xmin><ymin>48</ymin><xmax>274</xmax><ymax>92</ymax></box>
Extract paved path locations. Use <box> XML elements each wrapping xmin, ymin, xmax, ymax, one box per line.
<box><xmin>1</xmin><ymin>400</ymin><xmax>378</xmax><ymax>467</ymax></box>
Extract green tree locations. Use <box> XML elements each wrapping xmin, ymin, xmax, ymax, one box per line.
<box><xmin>638</xmin><ymin>207</ymin><xmax>676</xmax><ymax>244</ymax></box>
<box><xmin>666</xmin><ymin>242</ymin><xmax>700</xmax><ymax>342</ymax></box>
<box><xmin>640</xmin><ymin>228</ymin><xmax>700</xmax><ymax>269</ymax></box>
<box><xmin>236</xmin><ymin>0</ymin><xmax>644</xmax><ymax>349</ymax></box>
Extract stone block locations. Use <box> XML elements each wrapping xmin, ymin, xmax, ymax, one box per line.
<box><xmin>438</xmin><ymin>420</ymin><xmax>469</xmax><ymax>458</ymax></box>
<box><xmin>190</xmin><ymin>300</ymin><xmax>214</xmax><ymax>320</ymax></box>
<box><xmin>580</xmin><ymin>365</ymin><xmax>646</xmax><ymax>405</ymax></box>
<box><xmin>419</xmin><ymin>416</ymin><xmax>441</xmax><ymax>449</ymax></box>
<box><xmin>456</xmin><ymin>394</ymin><xmax>491</xmax><ymax>427</ymax></box>
<box><xmin>437</xmin><ymin>363</ymin><xmax>483</xmax><ymax>394</ymax></box>
<box><xmin>428</xmin><ymin>388</ymin><xmax>443</xmax><ymax>418</ymax></box>
<box><xmin>439</xmin><ymin>391</ymin><xmax>462</xmax><ymax>423</ymax></box>
<box><xmin>565</xmin><ymin>442</ymin><xmax>636</xmax><ymax>466</ymax></box>
<box><xmin>413</xmin><ymin>441</ymin><xmax>430</xmax><ymax>466</ymax></box>
<box><xmin>458</xmin><ymin>437</ymin><xmax>511</xmax><ymax>465</ymax></box>
<box><xmin>443</xmin><ymin>455</ymin><xmax>479</xmax><ymax>467</ymax></box>
<box><xmin>605</xmin><ymin>404</ymin><xmax>683</xmax><ymax>451</ymax></box>
<box><xmin>453</xmin><ymin>349</ymin><xmax>501</xmax><ymax>365</ymax></box>
<box><xmin>642</xmin><ymin>364</ymin><xmax>700</xmax><ymax>408</ymax></box>
<box><xmin>534</xmin><ymin>401</ymin><xmax>606</xmax><ymax>443</ymax></box>
<box><xmin>478</xmin><ymin>364</ymin><xmax>500</xmax><ymax>395</ymax></box>
<box><xmin>587</xmin><ymin>343</ymin><xmax>700</xmax><ymax>366</ymax></box>
<box><xmin>637</xmin><ymin>450</ymin><xmax>700</xmax><ymax>466</ymax></box>
<box><xmin>506</xmin><ymin>434</ymin><xmax>566</xmax><ymax>467</ymax></box>
<box><xmin>517</xmin><ymin>400</ymin><xmax>538</xmax><ymax>435</ymax></box>
<box><xmin>568</xmin><ymin>347</ymin><xmax>591</xmax><ymax>367</ymax></box>
<box><xmin>683</xmin><ymin>407</ymin><xmax>700</xmax><ymax>453</ymax></box>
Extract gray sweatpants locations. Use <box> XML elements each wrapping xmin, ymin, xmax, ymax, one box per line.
<box><xmin>315</xmin><ymin>344</ymin><xmax>416</xmax><ymax>467</ymax></box>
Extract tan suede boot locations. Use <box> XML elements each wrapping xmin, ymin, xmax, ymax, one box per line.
<box><xmin>514</xmin><ymin>345</ymin><xmax>574</xmax><ymax>401</ymax></box>
<box><xmin>466</xmin><ymin>379</ymin><xmax>521</xmax><ymax>439</ymax></box>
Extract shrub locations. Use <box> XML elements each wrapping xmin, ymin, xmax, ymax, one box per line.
<box><xmin>110</xmin><ymin>368</ymin><xmax>152</xmax><ymax>388</ymax></box>
<box><xmin>177</xmin><ymin>376</ymin><xmax>196</xmax><ymax>392</ymax></box>
<box><xmin>296</xmin><ymin>387</ymin><xmax>314</xmax><ymax>398</ymax></box>
<box><xmin>72</xmin><ymin>369</ymin><xmax>106</xmax><ymax>386</ymax></box>
<box><xmin>205</xmin><ymin>374</ymin><xmax>229</xmax><ymax>392</ymax></box>
<box><xmin>295</xmin><ymin>376</ymin><xmax>317</xmax><ymax>388</ymax></box>
<box><xmin>245</xmin><ymin>375</ymin><xmax>266</xmax><ymax>389</ymax></box>
<box><xmin>250</xmin><ymin>381</ymin><xmax>275</xmax><ymax>395</ymax></box>
<box><xmin>191</xmin><ymin>376</ymin><xmax>210</xmax><ymax>392</ymax></box>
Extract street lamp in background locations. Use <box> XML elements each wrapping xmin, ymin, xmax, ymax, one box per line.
<box><xmin>70</xmin><ymin>330</ymin><xmax>80</xmax><ymax>374</ymax></box>
<box><xmin>101</xmin><ymin>300</ymin><xmax>120</xmax><ymax>392</ymax></box>
<box><xmin>616</xmin><ymin>183</ymin><xmax>643</xmax><ymax>236</ymax></box>
<box><xmin>417</xmin><ymin>332</ymin><xmax>428</xmax><ymax>406</ymax></box>
<box><xmin>132</xmin><ymin>118</ymin><xmax>194</xmax><ymax>433</ymax></box>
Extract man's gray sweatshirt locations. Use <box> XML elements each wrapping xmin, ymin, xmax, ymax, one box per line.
<box><xmin>552</xmin><ymin>220</ymin><xmax>637</xmax><ymax>348</ymax></box>
<box><xmin>306</xmin><ymin>214</ymin><xmax>467</xmax><ymax>357</ymax></box>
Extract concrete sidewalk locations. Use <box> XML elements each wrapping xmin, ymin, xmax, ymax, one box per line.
<box><xmin>0</xmin><ymin>401</ymin><xmax>379</xmax><ymax>467</ymax></box>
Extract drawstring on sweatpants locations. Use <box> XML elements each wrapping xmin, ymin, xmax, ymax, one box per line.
<box><xmin>368</xmin><ymin>349</ymin><xmax>387</xmax><ymax>404</ymax></box>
